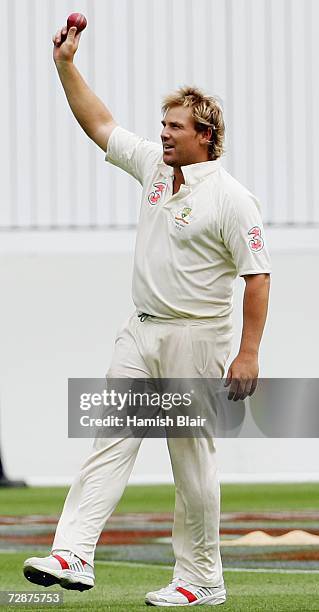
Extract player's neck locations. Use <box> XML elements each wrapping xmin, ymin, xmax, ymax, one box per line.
<box><xmin>173</xmin><ymin>169</ymin><xmax>185</xmax><ymax>194</ymax></box>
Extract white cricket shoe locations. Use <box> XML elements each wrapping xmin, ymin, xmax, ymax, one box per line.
<box><xmin>23</xmin><ymin>550</ymin><xmax>94</xmax><ymax>591</ymax></box>
<box><xmin>145</xmin><ymin>578</ymin><xmax>226</xmax><ymax>606</ymax></box>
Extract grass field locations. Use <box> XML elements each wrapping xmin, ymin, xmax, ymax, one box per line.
<box><xmin>1</xmin><ymin>554</ymin><xmax>319</xmax><ymax>611</ymax></box>
<box><xmin>1</xmin><ymin>482</ymin><xmax>319</xmax><ymax>515</ymax></box>
<box><xmin>0</xmin><ymin>484</ymin><xmax>319</xmax><ymax>611</ymax></box>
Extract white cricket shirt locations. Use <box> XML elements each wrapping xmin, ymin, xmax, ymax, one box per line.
<box><xmin>106</xmin><ymin>126</ymin><xmax>271</xmax><ymax>319</ymax></box>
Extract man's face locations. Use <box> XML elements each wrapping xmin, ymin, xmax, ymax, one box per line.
<box><xmin>161</xmin><ymin>106</ymin><xmax>210</xmax><ymax>167</ymax></box>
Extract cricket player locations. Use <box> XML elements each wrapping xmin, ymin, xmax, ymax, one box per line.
<box><xmin>23</xmin><ymin>26</ymin><xmax>271</xmax><ymax>607</ymax></box>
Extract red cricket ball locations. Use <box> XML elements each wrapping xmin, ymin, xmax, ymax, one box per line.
<box><xmin>67</xmin><ymin>13</ymin><xmax>87</xmax><ymax>33</ymax></box>
<box><xmin>60</xmin><ymin>12</ymin><xmax>87</xmax><ymax>43</ymax></box>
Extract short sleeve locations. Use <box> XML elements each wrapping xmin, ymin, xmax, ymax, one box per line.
<box><xmin>221</xmin><ymin>191</ymin><xmax>271</xmax><ymax>276</ymax></box>
<box><xmin>105</xmin><ymin>126</ymin><xmax>162</xmax><ymax>185</ymax></box>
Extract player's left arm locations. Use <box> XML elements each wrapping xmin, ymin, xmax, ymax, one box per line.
<box><xmin>225</xmin><ymin>273</ymin><xmax>270</xmax><ymax>401</ymax></box>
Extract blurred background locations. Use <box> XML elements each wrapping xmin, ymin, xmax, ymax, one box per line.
<box><xmin>0</xmin><ymin>0</ymin><xmax>319</xmax><ymax>485</ymax></box>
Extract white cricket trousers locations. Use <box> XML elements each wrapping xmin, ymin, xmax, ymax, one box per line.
<box><xmin>53</xmin><ymin>312</ymin><xmax>232</xmax><ymax>587</ymax></box>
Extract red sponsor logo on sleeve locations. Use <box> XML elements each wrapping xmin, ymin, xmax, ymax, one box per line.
<box><xmin>248</xmin><ymin>226</ymin><xmax>264</xmax><ymax>252</ymax></box>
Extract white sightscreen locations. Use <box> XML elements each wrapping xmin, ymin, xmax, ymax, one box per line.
<box><xmin>0</xmin><ymin>0</ymin><xmax>318</xmax><ymax>229</ymax></box>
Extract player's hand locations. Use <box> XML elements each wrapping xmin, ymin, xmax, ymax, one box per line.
<box><xmin>52</xmin><ymin>26</ymin><xmax>81</xmax><ymax>63</ymax></box>
<box><xmin>224</xmin><ymin>352</ymin><xmax>259</xmax><ymax>401</ymax></box>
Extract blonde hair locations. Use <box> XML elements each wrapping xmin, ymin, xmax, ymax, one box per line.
<box><xmin>161</xmin><ymin>86</ymin><xmax>225</xmax><ymax>160</ymax></box>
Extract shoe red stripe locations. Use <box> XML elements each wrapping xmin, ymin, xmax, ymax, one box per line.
<box><xmin>176</xmin><ymin>587</ymin><xmax>197</xmax><ymax>603</ymax></box>
<box><xmin>53</xmin><ymin>554</ymin><xmax>69</xmax><ymax>570</ymax></box>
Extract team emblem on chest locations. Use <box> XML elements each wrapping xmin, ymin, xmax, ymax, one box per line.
<box><xmin>147</xmin><ymin>181</ymin><xmax>167</xmax><ymax>205</ymax></box>
<box><xmin>174</xmin><ymin>206</ymin><xmax>193</xmax><ymax>230</ymax></box>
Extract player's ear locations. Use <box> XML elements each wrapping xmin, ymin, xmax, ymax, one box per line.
<box><xmin>199</xmin><ymin>127</ymin><xmax>212</xmax><ymax>147</ymax></box>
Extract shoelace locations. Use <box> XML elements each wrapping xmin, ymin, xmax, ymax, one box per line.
<box><xmin>157</xmin><ymin>578</ymin><xmax>182</xmax><ymax>594</ymax></box>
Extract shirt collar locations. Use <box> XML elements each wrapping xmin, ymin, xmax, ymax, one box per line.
<box><xmin>181</xmin><ymin>159</ymin><xmax>221</xmax><ymax>185</ymax></box>
<box><xmin>157</xmin><ymin>158</ymin><xmax>221</xmax><ymax>185</ymax></box>
<box><xmin>157</xmin><ymin>162</ymin><xmax>174</xmax><ymax>179</ymax></box>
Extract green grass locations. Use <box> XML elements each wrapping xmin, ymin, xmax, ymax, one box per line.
<box><xmin>221</xmin><ymin>483</ymin><xmax>319</xmax><ymax>512</ymax></box>
<box><xmin>0</xmin><ymin>554</ymin><xmax>318</xmax><ymax>611</ymax></box>
<box><xmin>1</xmin><ymin>486</ymin><xmax>319</xmax><ymax>610</ymax></box>
<box><xmin>0</xmin><ymin>483</ymin><xmax>318</xmax><ymax>516</ymax></box>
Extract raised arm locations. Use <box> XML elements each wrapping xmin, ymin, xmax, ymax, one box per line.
<box><xmin>52</xmin><ymin>26</ymin><xmax>117</xmax><ymax>151</ymax></box>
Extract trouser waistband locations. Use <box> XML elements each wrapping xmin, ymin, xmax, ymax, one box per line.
<box><xmin>136</xmin><ymin>311</ymin><xmax>231</xmax><ymax>328</ymax></box>
<box><xmin>137</xmin><ymin>313</ymin><xmax>153</xmax><ymax>322</ymax></box>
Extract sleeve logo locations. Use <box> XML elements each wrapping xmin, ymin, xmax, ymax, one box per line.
<box><xmin>248</xmin><ymin>226</ymin><xmax>264</xmax><ymax>252</ymax></box>
<box><xmin>148</xmin><ymin>181</ymin><xmax>166</xmax><ymax>205</ymax></box>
